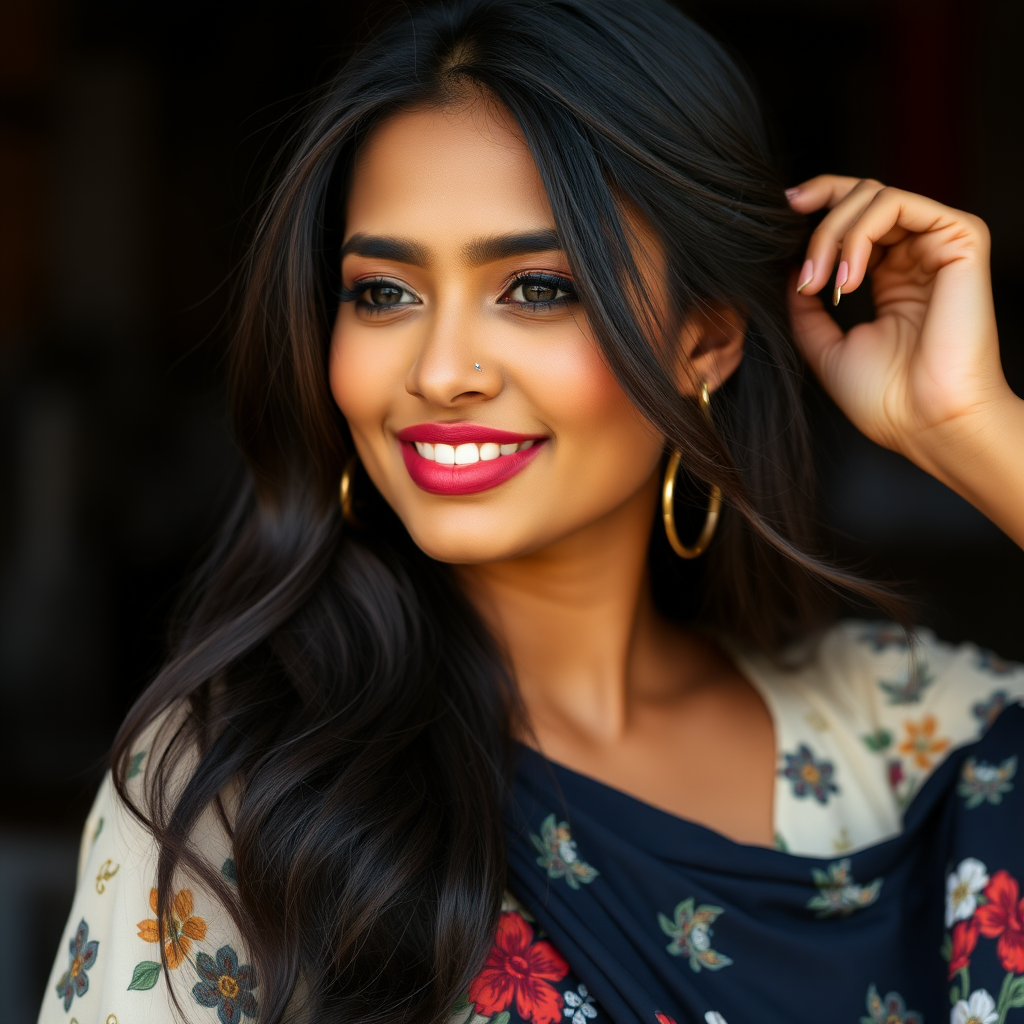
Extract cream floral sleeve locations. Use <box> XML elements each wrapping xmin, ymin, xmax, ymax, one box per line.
<box><xmin>37</xmin><ymin>712</ymin><xmax>258</xmax><ymax>1024</ymax></box>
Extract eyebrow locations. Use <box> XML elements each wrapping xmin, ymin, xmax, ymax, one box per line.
<box><xmin>340</xmin><ymin>233</ymin><xmax>429</xmax><ymax>265</ymax></box>
<box><xmin>340</xmin><ymin>229</ymin><xmax>563</xmax><ymax>268</ymax></box>
<box><xmin>462</xmin><ymin>229</ymin><xmax>562</xmax><ymax>266</ymax></box>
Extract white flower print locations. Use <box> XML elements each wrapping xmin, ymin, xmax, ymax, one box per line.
<box><xmin>950</xmin><ymin>988</ymin><xmax>998</xmax><ymax>1024</ymax></box>
<box><xmin>563</xmin><ymin>983</ymin><xmax>597</xmax><ymax>1024</ymax></box>
<box><xmin>946</xmin><ymin>858</ymin><xmax>990</xmax><ymax>928</ymax></box>
<box><xmin>705</xmin><ymin>1013</ymin><xmax>729</xmax><ymax>1024</ymax></box>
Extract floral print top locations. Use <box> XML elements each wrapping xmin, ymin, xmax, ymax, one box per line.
<box><xmin>37</xmin><ymin>707</ymin><xmax>257</xmax><ymax>1024</ymax></box>
<box><xmin>722</xmin><ymin>621</ymin><xmax>1024</xmax><ymax>858</ymax></box>
<box><xmin>37</xmin><ymin>621</ymin><xmax>1024</xmax><ymax>1024</ymax></box>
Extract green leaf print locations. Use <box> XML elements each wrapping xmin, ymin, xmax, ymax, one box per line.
<box><xmin>128</xmin><ymin>960</ymin><xmax>162</xmax><ymax>991</ymax></box>
<box><xmin>1007</xmin><ymin>975</ymin><xmax>1024</xmax><ymax>1009</ymax></box>
<box><xmin>862</xmin><ymin>729</ymin><xmax>893</xmax><ymax>753</ymax></box>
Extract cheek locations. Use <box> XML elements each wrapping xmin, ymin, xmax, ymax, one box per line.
<box><xmin>531</xmin><ymin>327</ymin><xmax>662</xmax><ymax>470</ymax></box>
<box><xmin>328</xmin><ymin>317</ymin><xmax>397</xmax><ymax>442</ymax></box>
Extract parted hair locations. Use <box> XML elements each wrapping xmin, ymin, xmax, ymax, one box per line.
<box><xmin>111</xmin><ymin>2</ymin><xmax>901</xmax><ymax>1022</ymax></box>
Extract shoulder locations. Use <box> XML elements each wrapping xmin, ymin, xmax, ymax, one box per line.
<box><xmin>729</xmin><ymin>620</ymin><xmax>1023</xmax><ymax>855</ymax></box>
<box><xmin>38</xmin><ymin>702</ymin><xmax>256</xmax><ymax>1024</ymax></box>
<box><xmin>747</xmin><ymin>619</ymin><xmax>1023</xmax><ymax>727</ymax></box>
<box><xmin>800</xmin><ymin>619</ymin><xmax>1023</xmax><ymax>729</ymax></box>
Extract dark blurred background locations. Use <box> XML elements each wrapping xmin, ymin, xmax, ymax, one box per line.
<box><xmin>1</xmin><ymin>0</ymin><xmax>1021</xmax><ymax>1019</ymax></box>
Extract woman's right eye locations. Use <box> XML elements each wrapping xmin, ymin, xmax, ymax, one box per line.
<box><xmin>365</xmin><ymin>282</ymin><xmax>411</xmax><ymax>306</ymax></box>
<box><xmin>340</xmin><ymin>279</ymin><xmax>418</xmax><ymax>311</ymax></box>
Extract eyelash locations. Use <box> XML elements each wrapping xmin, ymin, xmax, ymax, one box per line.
<box><xmin>338</xmin><ymin>272</ymin><xmax>577</xmax><ymax>315</ymax></box>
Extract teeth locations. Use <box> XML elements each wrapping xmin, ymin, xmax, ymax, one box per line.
<box><xmin>412</xmin><ymin>439</ymin><xmax>539</xmax><ymax>463</ymax></box>
<box><xmin>454</xmin><ymin>443</ymin><xmax>479</xmax><ymax>465</ymax></box>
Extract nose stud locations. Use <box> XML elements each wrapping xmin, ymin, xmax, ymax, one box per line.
<box><xmin>474</xmin><ymin>362</ymin><xmax>482</xmax><ymax>371</ymax></box>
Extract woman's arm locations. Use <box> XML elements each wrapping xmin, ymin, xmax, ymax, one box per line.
<box><xmin>37</xmin><ymin>727</ymin><xmax>256</xmax><ymax>1024</ymax></box>
<box><xmin>785</xmin><ymin>175</ymin><xmax>1024</xmax><ymax>549</ymax></box>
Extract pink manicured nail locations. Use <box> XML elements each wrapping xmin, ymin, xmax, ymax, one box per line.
<box><xmin>785</xmin><ymin>187</ymin><xmax>801</xmax><ymax>200</ymax></box>
<box><xmin>795</xmin><ymin>259</ymin><xmax>814</xmax><ymax>292</ymax></box>
<box><xmin>832</xmin><ymin>260</ymin><xmax>848</xmax><ymax>306</ymax></box>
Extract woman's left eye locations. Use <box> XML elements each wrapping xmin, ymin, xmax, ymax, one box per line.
<box><xmin>503</xmin><ymin>273</ymin><xmax>576</xmax><ymax>307</ymax></box>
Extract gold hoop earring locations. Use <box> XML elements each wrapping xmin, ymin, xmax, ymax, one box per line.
<box><xmin>340</xmin><ymin>455</ymin><xmax>358</xmax><ymax>526</ymax></box>
<box><xmin>662</xmin><ymin>381</ymin><xmax>722</xmax><ymax>559</ymax></box>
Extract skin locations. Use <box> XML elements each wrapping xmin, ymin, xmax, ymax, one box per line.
<box><xmin>788</xmin><ymin>177</ymin><xmax>1024</xmax><ymax>549</ymax></box>
<box><xmin>329</xmin><ymin>97</ymin><xmax>1024</xmax><ymax>847</ymax></box>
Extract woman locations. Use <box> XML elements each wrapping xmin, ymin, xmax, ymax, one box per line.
<box><xmin>39</xmin><ymin>2</ymin><xmax>1024</xmax><ymax>1023</ymax></box>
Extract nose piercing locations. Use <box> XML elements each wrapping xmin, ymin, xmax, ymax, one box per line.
<box><xmin>474</xmin><ymin>362</ymin><xmax>482</xmax><ymax>371</ymax></box>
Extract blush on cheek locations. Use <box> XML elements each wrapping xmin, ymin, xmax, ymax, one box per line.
<box><xmin>327</xmin><ymin>339</ymin><xmax>358</xmax><ymax>422</ymax></box>
<box><xmin>327</xmin><ymin>327</ymin><xmax>388</xmax><ymax>430</ymax></box>
<box><xmin>534</xmin><ymin>330</ymin><xmax>651</xmax><ymax>443</ymax></box>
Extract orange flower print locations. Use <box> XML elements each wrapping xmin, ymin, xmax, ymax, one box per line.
<box><xmin>137</xmin><ymin>888</ymin><xmax>208</xmax><ymax>969</ymax></box>
<box><xmin>898</xmin><ymin>715</ymin><xmax>950</xmax><ymax>770</ymax></box>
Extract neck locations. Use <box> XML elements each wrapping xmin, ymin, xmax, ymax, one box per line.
<box><xmin>455</xmin><ymin>471</ymin><xmax>689</xmax><ymax>744</ymax></box>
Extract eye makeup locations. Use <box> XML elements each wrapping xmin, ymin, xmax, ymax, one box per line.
<box><xmin>338</xmin><ymin>271</ymin><xmax>577</xmax><ymax>314</ymax></box>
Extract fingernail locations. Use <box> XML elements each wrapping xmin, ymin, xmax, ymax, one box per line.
<box><xmin>785</xmin><ymin>187</ymin><xmax>801</xmax><ymax>200</ymax></box>
<box><xmin>796</xmin><ymin>259</ymin><xmax>814</xmax><ymax>293</ymax></box>
<box><xmin>832</xmin><ymin>260</ymin><xmax>848</xmax><ymax>306</ymax></box>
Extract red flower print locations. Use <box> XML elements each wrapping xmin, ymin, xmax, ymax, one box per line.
<box><xmin>975</xmin><ymin>870</ymin><xmax>1024</xmax><ymax>974</ymax></box>
<box><xmin>948</xmin><ymin>920</ymin><xmax>979</xmax><ymax>979</ymax></box>
<box><xmin>469</xmin><ymin>912</ymin><xmax>569</xmax><ymax>1024</ymax></box>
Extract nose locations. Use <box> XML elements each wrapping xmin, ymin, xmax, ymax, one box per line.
<box><xmin>405</xmin><ymin>299</ymin><xmax>502</xmax><ymax>407</ymax></box>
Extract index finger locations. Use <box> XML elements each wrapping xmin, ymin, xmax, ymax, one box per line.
<box><xmin>785</xmin><ymin>174</ymin><xmax>883</xmax><ymax>215</ymax></box>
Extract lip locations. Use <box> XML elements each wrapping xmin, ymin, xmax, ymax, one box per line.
<box><xmin>396</xmin><ymin>422</ymin><xmax>548</xmax><ymax>496</ymax></box>
<box><xmin>396</xmin><ymin>422</ymin><xmax>547</xmax><ymax>445</ymax></box>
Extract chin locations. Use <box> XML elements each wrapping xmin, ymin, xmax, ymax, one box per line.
<box><xmin>403</xmin><ymin>527</ymin><xmax>530</xmax><ymax>566</ymax></box>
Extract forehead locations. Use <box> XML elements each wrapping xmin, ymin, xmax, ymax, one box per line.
<box><xmin>344</xmin><ymin>99</ymin><xmax>555</xmax><ymax>245</ymax></box>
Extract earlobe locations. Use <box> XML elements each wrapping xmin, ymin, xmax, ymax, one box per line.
<box><xmin>677</xmin><ymin>305</ymin><xmax>746</xmax><ymax>393</ymax></box>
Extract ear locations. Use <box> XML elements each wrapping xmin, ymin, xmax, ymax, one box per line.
<box><xmin>675</xmin><ymin>303</ymin><xmax>746</xmax><ymax>394</ymax></box>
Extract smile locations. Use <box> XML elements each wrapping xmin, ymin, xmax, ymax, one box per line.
<box><xmin>396</xmin><ymin>423</ymin><xmax>547</xmax><ymax>495</ymax></box>
<box><xmin>413</xmin><ymin>439</ymin><xmax>535</xmax><ymax>464</ymax></box>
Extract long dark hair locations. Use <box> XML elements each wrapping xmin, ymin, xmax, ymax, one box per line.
<box><xmin>111</xmin><ymin>2</ymin><xmax>901</xmax><ymax>1022</ymax></box>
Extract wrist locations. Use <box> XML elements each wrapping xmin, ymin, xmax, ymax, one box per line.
<box><xmin>903</xmin><ymin>388</ymin><xmax>1024</xmax><ymax>546</ymax></box>
<box><xmin>912</xmin><ymin>386</ymin><xmax>1020</xmax><ymax>480</ymax></box>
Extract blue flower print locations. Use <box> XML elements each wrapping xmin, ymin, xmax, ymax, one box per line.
<box><xmin>878</xmin><ymin>665</ymin><xmax>933</xmax><ymax>705</ymax></box>
<box><xmin>957</xmin><ymin>756</ymin><xmax>1017</xmax><ymax>809</ymax></box>
<box><xmin>973</xmin><ymin>690</ymin><xmax>1011</xmax><ymax>732</ymax></box>
<box><xmin>55</xmin><ymin>918</ymin><xmax>99</xmax><ymax>1011</ymax></box>
<box><xmin>859</xmin><ymin>623</ymin><xmax>910</xmax><ymax>652</ymax></box>
<box><xmin>975</xmin><ymin>649</ymin><xmax>1017</xmax><ymax>675</ymax></box>
<box><xmin>779</xmin><ymin>744</ymin><xmax>838</xmax><ymax>804</ymax></box>
<box><xmin>192</xmin><ymin>944</ymin><xmax>258</xmax><ymax>1024</ymax></box>
<box><xmin>860</xmin><ymin>984</ymin><xmax>922</xmax><ymax>1024</ymax></box>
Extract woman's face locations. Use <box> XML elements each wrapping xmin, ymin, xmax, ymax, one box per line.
<box><xmin>329</xmin><ymin>98</ymin><xmax>666</xmax><ymax>564</ymax></box>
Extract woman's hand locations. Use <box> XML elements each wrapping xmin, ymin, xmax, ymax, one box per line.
<box><xmin>786</xmin><ymin>174</ymin><xmax>1024</xmax><ymax>548</ymax></box>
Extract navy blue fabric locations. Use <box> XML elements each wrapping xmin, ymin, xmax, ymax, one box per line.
<box><xmin>505</xmin><ymin>704</ymin><xmax>1024</xmax><ymax>1024</ymax></box>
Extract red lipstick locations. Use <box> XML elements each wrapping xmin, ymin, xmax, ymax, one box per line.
<box><xmin>396</xmin><ymin>422</ymin><xmax>547</xmax><ymax>495</ymax></box>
